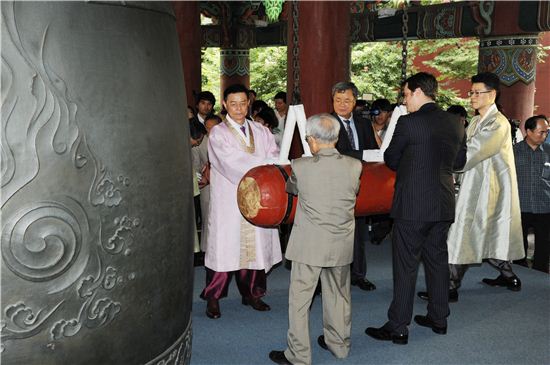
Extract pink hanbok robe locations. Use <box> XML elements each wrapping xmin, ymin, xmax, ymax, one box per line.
<box><xmin>205</xmin><ymin>119</ymin><xmax>282</xmax><ymax>272</ymax></box>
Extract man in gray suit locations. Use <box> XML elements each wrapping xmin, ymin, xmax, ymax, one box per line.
<box><xmin>365</xmin><ymin>72</ymin><xmax>465</xmax><ymax>344</ymax></box>
<box><xmin>269</xmin><ymin>114</ymin><xmax>362</xmax><ymax>365</ymax></box>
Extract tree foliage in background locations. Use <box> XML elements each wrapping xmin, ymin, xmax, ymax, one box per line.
<box><xmin>412</xmin><ymin>38</ymin><xmax>478</xmax><ymax>111</ymax></box>
<box><xmin>416</xmin><ymin>38</ymin><xmax>478</xmax><ymax>81</ymax></box>
<box><xmin>351</xmin><ymin>41</ymin><xmax>414</xmax><ymax>102</ymax></box>
<box><xmin>201</xmin><ymin>38</ymin><xmax>482</xmax><ymax>112</ymax></box>
<box><xmin>200</xmin><ymin>47</ymin><xmax>220</xmax><ymax>111</ymax></box>
<box><xmin>200</xmin><ymin>47</ymin><xmax>287</xmax><ymax>111</ymax></box>
<box><xmin>250</xmin><ymin>46</ymin><xmax>287</xmax><ymax>105</ymax></box>
<box><xmin>351</xmin><ymin>38</ymin><xmax>478</xmax><ymax>110</ymax></box>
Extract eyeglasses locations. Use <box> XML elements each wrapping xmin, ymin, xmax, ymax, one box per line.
<box><xmin>467</xmin><ymin>90</ymin><xmax>492</xmax><ymax>97</ymax></box>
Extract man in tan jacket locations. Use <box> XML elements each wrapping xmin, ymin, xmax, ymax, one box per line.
<box><xmin>269</xmin><ymin>113</ymin><xmax>362</xmax><ymax>365</ymax></box>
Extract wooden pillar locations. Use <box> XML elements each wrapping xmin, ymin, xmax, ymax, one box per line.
<box><xmin>220</xmin><ymin>48</ymin><xmax>250</xmax><ymax>96</ymax></box>
<box><xmin>286</xmin><ymin>1</ymin><xmax>351</xmax><ymax>158</ymax></box>
<box><xmin>173</xmin><ymin>1</ymin><xmax>201</xmax><ymax>109</ymax></box>
<box><xmin>287</xmin><ymin>1</ymin><xmax>350</xmax><ymax>115</ymax></box>
<box><xmin>478</xmin><ymin>34</ymin><xmax>539</xmax><ymax>130</ymax></box>
<box><xmin>535</xmin><ymin>32</ymin><xmax>550</xmax><ymax>118</ymax></box>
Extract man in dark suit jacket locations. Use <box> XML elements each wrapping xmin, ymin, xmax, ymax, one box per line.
<box><xmin>331</xmin><ymin>81</ymin><xmax>378</xmax><ymax>291</ymax></box>
<box><xmin>365</xmin><ymin>72</ymin><xmax>465</xmax><ymax>344</ymax></box>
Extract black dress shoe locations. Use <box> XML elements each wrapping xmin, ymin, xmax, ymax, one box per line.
<box><xmin>370</xmin><ymin>238</ymin><xmax>383</xmax><ymax>245</ymax></box>
<box><xmin>482</xmin><ymin>275</ymin><xmax>521</xmax><ymax>291</ymax></box>
<box><xmin>206</xmin><ymin>299</ymin><xmax>221</xmax><ymax>319</ymax></box>
<box><xmin>365</xmin><ymin>326</ymin><xmax>408</xmax><ymax>345</ymax></box>
<box><xmin>513</xmin><ymin>259</ymin><xmax>529</xmax><ymax>268</ymax></box>
<box><xmin>351</xmin><ymin>278</ymin><xmax>376</xmax><ymax>291</ymax></box>
<box><xmin>417</xmin><ymin>291</ymin><xmax>429</xmax><ymax>301</ymax></box>
<box><xmin>413</xmin><ymin>315</ymin><xmax>447</xmax><ymax>334</ymax></box>
<box><xmin>242</xmin><ymin>297</ymin><xmax>271</xmax><ymax>311</ymax></box>
<box><xmin>417</xmin><ymin>289</ymin><xmax>458</xmax><ymax>302</ymax></box>
<box><xmin>269</xmin><ymin>350</ymin><xmax>293</xmax><ymax>365</ymax></box>
<box><xmin>317</xmin><ymin>335</ymin><xmax>328</xmax><ymax>351</ymax></box>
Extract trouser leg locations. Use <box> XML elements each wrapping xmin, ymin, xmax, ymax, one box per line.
<box><xmin>520</xmin><ymin>212</ymin><xmax>532</xmax><ymax>261</ymax></box>
<box><xmin>199</xmin><ymin>192</ymin><xmax>210</xmax><ymax>252</ymax></box>
<box><xmin>285</xmin><ymin>262</ymin><xmax>320</xmax><ymax>365</ymax></box>
<box><xmin>320</xmin><ymin>265</ymin><xmax>351</xmax><ymax>359</ymax></box>
<box><xmin>421</xmin><ymin>221</ymin><xmax>451</xmax><ymax>328</ymax></box>
<box><xmin>235</xmin><ymin>269</ymin><xmax>267</xmax><ymax>300</ymax></box>
<box><xmin>200</xmin><ymin>267</ymin><xmax>233</xmax><ymax>300</ymax></box>
<box><xmin>487</xmin><ymin>259</ymin><xmax>516</xmax><ymax>278</ymax></box>
<box><xmin>532</xmin><ymin>213</ymin><xmax>550</xmax><ymax>273</ymax></box>
<box><xmin>449</xmin><ymin>264</ymin><xmax>469</xmax><ymax>290</ymax></box>
<box><xmin>351</xmin><ymin>217</ymin><xmax>367</xmax><ymax>280</ymax></box>
<box><xmin>386</xmin><ymin>219</ymin><xmax>423</xmax><ymax>335</ymax></box>
<box><xmin>371</xmin><ymin>214</ymin><xmax>393</xmax><ymax>243</ymax></box>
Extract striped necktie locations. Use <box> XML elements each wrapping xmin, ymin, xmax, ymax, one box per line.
<box><xmin>343</xmin><ymin>119</ymin><xmax>356</xmax><ymax>150</ymax></box>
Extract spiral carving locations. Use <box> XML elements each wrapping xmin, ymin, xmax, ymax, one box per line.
<box><xmin>1</xmin><ymin>198</ymin><xmax>88</xmax><ymax>282</ymax></box>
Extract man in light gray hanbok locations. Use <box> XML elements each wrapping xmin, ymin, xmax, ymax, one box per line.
<box><xmin>445</xmin><ymin>72</ymin><xmax>524</xmax><ymax>297</ymax></box>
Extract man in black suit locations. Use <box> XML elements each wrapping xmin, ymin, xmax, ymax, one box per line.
<box><xmin>332</xmin><ymin>81</ymin><xmax>378</xmax><ymax>291</ymax></box>
<box><xmin>365</xmin><ymin>72</ymin><xmax>465</xmax><ymax>344</ymax></box>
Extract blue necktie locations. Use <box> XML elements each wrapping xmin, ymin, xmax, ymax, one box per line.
<box><xmin>240</xmin><ymin>125</ymin><xmax>246</xmax><ymax>136</ymax></box>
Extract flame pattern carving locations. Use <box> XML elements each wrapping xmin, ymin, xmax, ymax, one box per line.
<box><xmin>0</xmin><ymin>2</ymin><xmax>139</xmax><ymax>352</ymax></box>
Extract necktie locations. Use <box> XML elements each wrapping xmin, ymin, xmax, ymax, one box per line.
<box><xmin>343</xmin><ymin>120</ymin><xmax>356</xmax><ymax>150</ymax></box>
<box><xmin>240</xmin><ymin>125</ymin><xmax>246</xmax><ymax>136</ymax></box>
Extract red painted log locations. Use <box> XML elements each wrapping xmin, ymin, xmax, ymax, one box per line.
<box><xmin>237</xmin><ymin>162</ymin><xmax>396</xmax><ymax>227</ymax></box>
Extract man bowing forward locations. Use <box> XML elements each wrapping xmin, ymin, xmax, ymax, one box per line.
<box><xmin>270</xmin><ymin>114</ymin><xmax>362</xmax><ymax>365</ymax></box>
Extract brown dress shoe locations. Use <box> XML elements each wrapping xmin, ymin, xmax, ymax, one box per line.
<box><xmin>206</xmin><ymin>299</ymin><xmax>221</xmax><ymax>319</ymax></box>
<box><xmin>242</xmin><ymin>297</ymin><xmax>271</xmax><ymax>311</ymax></box>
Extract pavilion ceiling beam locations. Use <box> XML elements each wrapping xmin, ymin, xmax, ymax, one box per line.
<box><xmin>199</xmin><ymin>1</ymin><xmax>549</xmax><ymax>48</ymax></box>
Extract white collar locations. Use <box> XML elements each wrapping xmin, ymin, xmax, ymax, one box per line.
<box><xmin>226</xmin><ymin>115</ymin><xmax>251</xmax><ymax>144</ymax></box>
<box><xmin>338</xmin><ymin>114</ymin><xmax>354</xmax><ymax>123</ymax></box>
<box><xmin>226</xmin><ymin>114</ymin><xmax>248</xmax><ymax>129</ymax></box>
<box><xmin>477</xmin><ymin>104</ymin><xmax>498</xmax><ymax>125</ymax></box>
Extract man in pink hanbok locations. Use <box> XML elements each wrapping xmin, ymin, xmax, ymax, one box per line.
<box><xmin>200</xmin><ymin>84</ymin><xmax>282</xmax><ymax>319</ymax></box>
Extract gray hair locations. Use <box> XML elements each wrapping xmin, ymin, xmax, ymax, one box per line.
<box><xmin>331</xmin><ymin>81</ymin><xmax>359</xmax><ymax>99</ymax></box>
<box><xmin>306</xmin><ymin>113</ymin><xmax>340</xmax><ymax>144</ymax></box>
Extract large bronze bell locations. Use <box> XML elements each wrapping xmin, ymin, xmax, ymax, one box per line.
<box><xmin>1</xmin><ymin>2</ymin><xmax>194</xmax><ymax>364</ymax></box>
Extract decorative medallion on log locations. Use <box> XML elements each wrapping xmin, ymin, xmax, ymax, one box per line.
<box><xmin>202</xmin><ymin>25</ymin><xmax>221</xmax><ymax>47</ymax></box>
<box><xmin>417</xmin><ymin>5</ymin><xmax>463</xmax><ymax>38</ymax></box>
<box><xmin>220</xmin><ymin>49</ymin><xmax>250</xmax><ymax>77</ymax></box>
<box><xmin>479</xmin><ymin>36</ymin><xmax>538</xmax><ymax>86</ymax></box>
<box><xmin>236</xmin><ymin>26</ymin><xmax>256</xmax><ymax>48</ymax></box>
<box><xmin>350</xmin><ymin>1</ymin><xmax>366</xmax><ymax>14</ymax></box>
<box><xmin>471</xmin><ymin>0</ymin><xmax>494</xmax><ymax>36</ymax></box>
<box><xmin>351</xmin><ymin>11</ymin><xmax>375</xmax><ymax>43</ymax></box>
